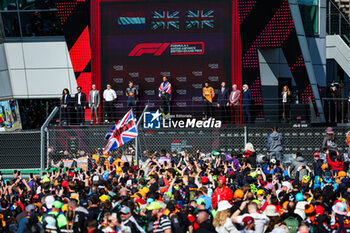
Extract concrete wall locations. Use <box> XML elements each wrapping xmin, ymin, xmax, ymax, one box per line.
<box><xmin>0</xmin><ymin>41</ymin><xmax>77</xmax><ymax>100</ymax></box>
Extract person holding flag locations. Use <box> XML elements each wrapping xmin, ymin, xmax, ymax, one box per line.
<box><xmin>103</xmin><ymin>109</ymin><xmax>138</xmax><ymax>154</ymax></box>
<box><xmin>159</xmin><ymin>76</ymin><xmax>172</xmax><ymax>116</ymax></box>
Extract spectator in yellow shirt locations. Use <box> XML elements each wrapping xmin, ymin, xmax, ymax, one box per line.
<box><xmin>203</xmin><ymin>81</ymin><xmax>214</xmax><ymax>120</ymax></box>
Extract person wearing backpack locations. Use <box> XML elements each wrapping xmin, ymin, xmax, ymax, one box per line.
<box><xmin>320</xmin><ymin>171</ymin><xmax>337</xmax><ymax>191</ymax></box>
<box><xmin>18</xmin><ymin>204</ymin><xmax>37</xmax><ymax>233</ymax></box>
<box><xmin>42</xmin><ymin>201</ymin><xmax>68</xmax><ymax>231</ymax></box>
<box><xmin>67</xmin><ymin>199</ymin><xmax>89</xmax><ymax>233</ymax></box>
<box><xmin>281</xmin><ymin>202</ymin><xmax>302</xmax><ymax>222</ymax></box>
<box><xmin>283</xmin><ymin>215</ymin><xmax>299</xmax><ymax>233</ymax></box>
<box><xmin>22</xmin><ymin>213</ymin><xmax>44</xmax><ymax>233</ymax></box>
<box><xmin>163</xmin><ymin>200</ymin><xmax>192</xmax><ymax>233</ymax></box>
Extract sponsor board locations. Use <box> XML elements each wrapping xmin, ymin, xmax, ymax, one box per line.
<box><xmin>143</xmin><ymin>111</ymin><xmax>221</xmax><ymax>129</ymax></box>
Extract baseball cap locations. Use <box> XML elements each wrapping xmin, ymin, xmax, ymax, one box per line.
<box><xmin>120</xmin><ymin>206</ymin><xmax>131</xmax><ymax>214</ymax></box>
<box><xmin>146</xmin><ymin>198</ymin><xmax>154</xmax><ymax>205</ymax></box>
<box><xmin>338</xmin><ymin>171</ymin><xmax>347</xmax><ymax>178</ymax></box>
<box><xmin>99</xmin><ymin>195</ymin><xmax>110</xmax><ymax>202</ymax></box>
<box><xmin>42</xmin><ymin>176</ymin><xmax>50</xmax><ymax>183</ymax></box>
<box><xmin>315</xmin><ymin>205</ymin><xmax>325</xmax><ymax>216</ymax></box>
<box><xmin>45</xmin><ymin>195</ymin><xmax>55</xmax><ymax>209</ymax></box>
<box><xmin>314</xmin><ymin>152</ymin><xmax>320</xmax><ymax>157</ymax></box>
<box><xmin>234</xmin><ymin>189</ymin><xmax>244</xmax><ymax>199</ymax></box>
<box><xmin>321</xmin><ymin>164</ymin><xmax>329</xmax><ymax>170</ymax></box>
<box><xmin>68</xmin><ymin>172</ymin><xmax>74</xmax><ymax>179</ymax></box>
<box><xmin>250</xmin><ymin>171</ymin><xmax>257</xmax><ymax>178</ymax></box>
<box><xmin>201</xmin><ymin>176</ymin><xmax>208</xmax><ymax>184</ymax></box>
<box><xmin>26</xmin><ymin>204</ymin><xmax>35</xmax><ymax>213</ymax></box>
<box><xmin>282</xmin><ymin>181</ymin><xmax>292</xmax><ymax>190</ymax></box>
<box><xmin>295</xmin><ymin>193</ymin><xmax>304</xmax><ymax>202</ymax></box>
<box><xmin>257</xmin><ymin>189</ymin><xmax>265</xmax><ymax>195</ymax></box>
<box><xmin>146</xmin><ymin>201</ymin><xmax>162</xmax><ymax>210</ymax></box>
<box><xmin>304</xmin><ymin>204</ymin><xmax>315</xmax><ymax>216</ymax></box>
<box><xmin>52</xmin><ymin>200</ymin><xmax>62</xmax><ymax>209</ymax></box>
<box><xmin>270</xmin><ymin>159</ymin><xmax>277</xmax><ymax>164</ymax></box>
<box><xmin>218</xmin><ymin>176</ymin><xmax>226</xmax><ymax>184</ymax></box>
<box><xmin>242</xmin><ymin>216</ymin><xmax>254</xmax><ymax>226</ymax></box>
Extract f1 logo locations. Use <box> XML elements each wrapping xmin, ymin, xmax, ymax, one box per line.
<box><xmin>128</xmin><ymin>43</ymin><xmax>170</xmax><ymax>56</ymax></box>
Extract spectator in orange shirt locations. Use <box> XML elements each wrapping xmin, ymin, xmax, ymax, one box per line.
<box><xmin>203</xmin><ymin>81</ymin><xmax>214</xmax><ymax>120</ymax></box>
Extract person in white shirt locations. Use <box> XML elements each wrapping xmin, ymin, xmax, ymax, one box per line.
<box><xmin>89</xmin><ymin>84</ymin><xmax>100</xmax><ymax>125</ymax></box>
<box><xmin>232</xmin><ymin>201</ymin><xmax>269</xmax><ymax>233</ymax></box>
<box><xmin>103</xmin><ymin>84</ymin><xmax>117</xmax><ymax>123</ymax></box>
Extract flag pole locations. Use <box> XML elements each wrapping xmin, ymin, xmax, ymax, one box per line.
<box><xmin>135</xmin><ymin>105</ymin><xmax>149</xmax><ymax>166</ymax></box>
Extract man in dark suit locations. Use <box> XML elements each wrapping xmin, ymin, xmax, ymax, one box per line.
<box><xmin>217</xmin><ymin>81</ymin><xmax>230</xmax><ymax>123</ymax></box>
<box><xmin>74</xmin><ymin>86</ymin><xmax>87</xmax><ymax>125</ymax></box>
<box><xmin>242</xmin><ymin>84</ymin><xmax>252</xmax><ymax>123</ymax></box>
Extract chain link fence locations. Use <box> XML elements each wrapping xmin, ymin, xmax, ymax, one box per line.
<box><xmin>0</xmin><ymin>131</ymin><xmax>41</xmax><ymax>169</ymax></box>
<box><xmin>0</xmin><ymin>125</ymin><xmax>349</xmax><ymax>171</ymax></box>
<box><xmin>46</xmin><ymin>125</ymin><xmax>135</xmax><ymax>168</ymax></box>
<box><xmin>43</xmin><ymin>124</ymin><xmax>350</xmax><ymax>170</ymax></box>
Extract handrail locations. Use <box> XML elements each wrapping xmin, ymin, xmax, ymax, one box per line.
<box><xmin>40</xmin><ymin>107</ymin><xmax>59</xmax><ymax>175</ymax></box>
<box><xmin>329</xmin><ymin>0</ymin><xmax>350</xmax><ymax>26</ymax></box>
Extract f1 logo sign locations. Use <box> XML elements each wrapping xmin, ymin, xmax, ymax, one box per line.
<box><xmin>128</xmin><ymin>42</ymin><xmax>205</xmax><ymax>56</ymax></box>
<box><xmin>128</xmin><ymin>43</ymin><xmax>170</xmax><ymax>56</ymax></box>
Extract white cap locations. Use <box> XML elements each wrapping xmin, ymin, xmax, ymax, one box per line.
<box><xmin>45</xmin><ymin>195</ymin><xmax>55</xmax><ymax>209</ymax></box>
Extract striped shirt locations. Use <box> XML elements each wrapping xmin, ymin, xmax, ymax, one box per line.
<box><xmin>151</xmin><ymin>215</ymin><xmax>171</xmax><ymax>233</ymax></box>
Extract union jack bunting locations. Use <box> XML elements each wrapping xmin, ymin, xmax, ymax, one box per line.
<box><xmin>103</xmin><ymin>110</ymin><xmax>138</xmax><ymax>154</ymax></box>
<box><xmin>152</xmin><ymin>11</ymin><xmax>180</xmax><ymax>30</ymax></box>
<box><xmin>186</xmin><ymin>10</ymin><xmax>214</xmax><ymax>29</ymax></box>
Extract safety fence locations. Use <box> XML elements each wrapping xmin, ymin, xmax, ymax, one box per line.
<box><xmin>44</xmin><ymin>125</ymin><xmax>350</xmax><ymax>170</ymax></box>
<box><xmin>0</xmin><ymin>125</ymin><xmax>349</xmax><ymax>171</ymax></box>
<box><xmin>0</xmin><ymin>131</ymin><xmax>41</xmax><ymax>169</ymax></box>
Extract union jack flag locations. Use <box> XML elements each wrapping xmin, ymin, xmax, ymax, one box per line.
<box><xmin>105</xmin><ymin>124</ymin><xmax>116</xmax><ymax>140</ymax></box>
<box><xmin>103</xmin><ymin>110</ymin><xmax>138</xmax><ymax>154</ymax></box>
<box><xmin>152</xmin><ymin>11</ymin><xmax>180</xmax><ymax>30</ymax></box>
<box><xmin>158</xmin><ymin>81</ymin><xmax>172</xmax><ymax>97</ymax></box>
<box><xmin>186</xmin><ymin>10</ymin><xmax>214</xmax><ymax>29</ymax></box>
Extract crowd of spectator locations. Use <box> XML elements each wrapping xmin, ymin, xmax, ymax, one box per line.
<box><xmin>0</xmin><ymin>127</ymin><xmax>350</xmax><ymax>233</ymax></box>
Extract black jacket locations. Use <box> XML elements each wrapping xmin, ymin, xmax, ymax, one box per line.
<box><xmin>74</xmin><ymin>92</ymin><xmax>87</xmax><ymax>107</ymax></box>
<box><xmin>73</xmin><ymin>208</ymin><xmax>88</xmax><ymax>233</ymax></box>
<box><xmin>313</xmin><ymin>159</ymin><xmax>324</xmax><ymax>177</ymax></box>
<box><xmin>195</xmin><ymin>222</ymin><xmax>216</xmax><ymax>233</ymax></box>
<box><xmin>61</xmin><ymin>94</ymin><xmax>71</xmax><ymax>106</ymax></box>
<box><xmin>218</xmin><ymin>87</ymin><xmax>230</xmax><ymax>105</ymax></box>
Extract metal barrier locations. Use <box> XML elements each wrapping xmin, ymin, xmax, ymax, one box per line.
<box><xmin>51</xmin><ymin>98</ymin><xmax>313</xmax><ymax>125</ymax></box>
<box><xmin>45</xmin><ymin>124</ymin><xmax>350</xmax><ymax>168</ymax></box>
<box><xmin>0</xmin><ymin>131</ymin><xmax>41</xmax><ymax>169</ymax></box>
<box><xmin>327</xmin><ymin>0</ymin><xmax>350</xmax><ymax>45</ymax></box>
<box><xmin>322</xmin><ymin>98</ymin><xmax>350</xmax><ymax>123</ymax></box>
<box><xmin>0</xmin><ymin>123</ymin><xmax>349</xmax><ymax>171</ymax></box>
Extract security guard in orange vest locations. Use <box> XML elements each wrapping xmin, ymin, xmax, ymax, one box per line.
<box><xmin>203</xmin><ymin>81</ymin><xmax>214</xmax><ymax>119</ymax></box>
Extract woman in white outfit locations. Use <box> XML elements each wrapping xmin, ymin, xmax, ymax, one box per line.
<box><xmin>213</xmin><ymin>201</ymin><xmax>239</xmax><ymax>233</ymax></box>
